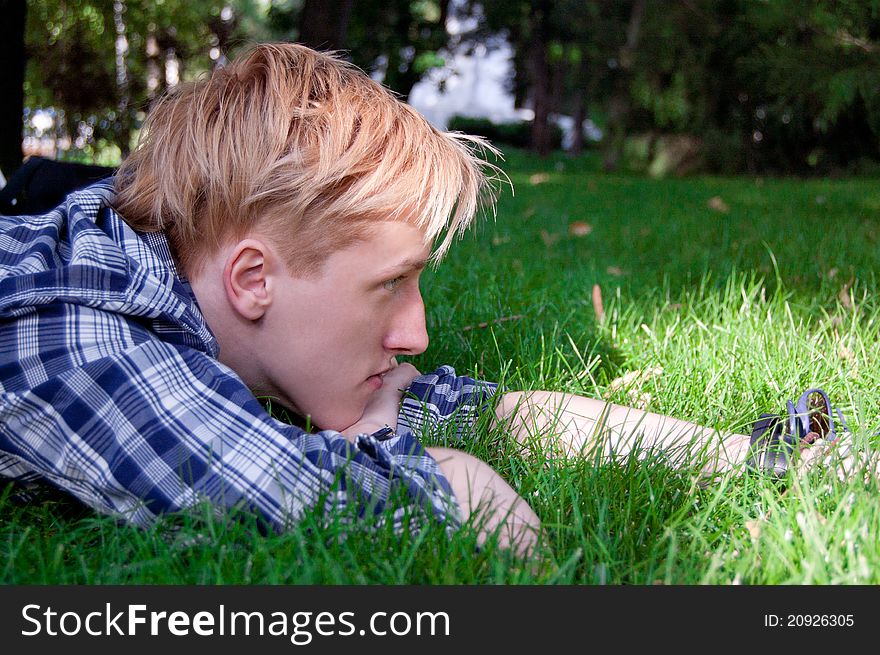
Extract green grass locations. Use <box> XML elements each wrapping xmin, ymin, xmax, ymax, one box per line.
<box><xmin>4</xmin><ymin>148</ymin><xmax>880</xmax><ymax>584</ymax></box>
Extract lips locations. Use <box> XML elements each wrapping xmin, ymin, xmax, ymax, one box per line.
<box><xmin>366</xmin><ymin>359</ymin><xmax>398</xmax><ymax>390</ymax></box>
<box><xmin>366</xmin><ymin>373</ymin><xmax>385</xmax><ymax>391</ymax></box>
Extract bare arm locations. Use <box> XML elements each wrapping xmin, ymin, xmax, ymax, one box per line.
<box><xmin>341</xmin><ymin>365</ymin><xmax>543</xmax><ymax>557</ymax></box>
<box><xmin>492</xmin><ymin>390</ymin><xmax>753</xmax><ymax>478</ymax></box>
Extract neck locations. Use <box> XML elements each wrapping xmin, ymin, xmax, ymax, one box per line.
<box><xmin>189</xmin><ymin>262</ymin><xmax>264</xmax><ymax>389</ymax></box>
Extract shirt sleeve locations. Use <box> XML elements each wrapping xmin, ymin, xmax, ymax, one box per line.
<box><xmin>397</xmin><ymin>365</ymin><xmax>500</xmax><ymax>444</ymax></box>
<box><xmin>0</xmin><ymin>339</ymin><xmax>460</xmax><ymax>532</ymax></box>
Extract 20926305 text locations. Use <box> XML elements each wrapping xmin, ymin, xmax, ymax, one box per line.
<box><xmin>763</xmin><ymin>614</ymin><xmax>854</xmax><ymax>628</ymax></box>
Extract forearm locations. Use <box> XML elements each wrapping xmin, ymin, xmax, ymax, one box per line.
<box><xmin>493</xmin><ymin>390</ymin><xmax>752</xmax><ymax>475</ymax></box>
<box><xmin>340</xmin><ymin>418</ymin><xmax>391</xmax><ymax>442</ymax></box>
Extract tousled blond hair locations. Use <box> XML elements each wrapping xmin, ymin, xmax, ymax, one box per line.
<box><xmin>114</xmin><ymin>42</ymin><xmax>502</xmax><ymax>277</ymax></box>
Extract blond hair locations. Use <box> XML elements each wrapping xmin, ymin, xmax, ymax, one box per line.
<box><xmin>114</xmin><ymin>42</ymin><xmax>502</xmax><ymax>277</ymax></box>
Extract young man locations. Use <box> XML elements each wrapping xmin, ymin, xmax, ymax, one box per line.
<box><xmin>0</xmin><ymin>43</ymin><xmax>846</xmax><ymax>557</ymax></box>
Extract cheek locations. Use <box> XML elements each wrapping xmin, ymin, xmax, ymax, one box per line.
<box><xmin>266</xmin><ymin>299</ymin><xmax>381</xmax><ymax>430</ymax></box>
<box><xmin>273</xmin><ymin>349</ymin><xmax>373</xmax><ymax>431</ymax></box>
<box><xmin>307</xmin><ymin>389</ymin><xmax>372</xmax><ymax>432</ymax></box>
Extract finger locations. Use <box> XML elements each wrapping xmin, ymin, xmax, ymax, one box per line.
<box><xmin>384</xmin><ymin>363</ymin><xmax>421</xmax><ymax>388</ymax></box>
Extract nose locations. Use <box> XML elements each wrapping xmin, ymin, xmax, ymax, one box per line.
<box><xmin>383</xmin><ymin>289</ymin><xmax>430</xmax><ymax>355</ymax></box>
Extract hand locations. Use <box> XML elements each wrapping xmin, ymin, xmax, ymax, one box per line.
<box><xmin>340</xmin><ymin>362</ymin><xmax>421</xmax><ymax>441</ymax></box>
<box><xmin>794</xmin><ymin>432</ymin><xmax>879</xmax><ymax>482</ymax></box>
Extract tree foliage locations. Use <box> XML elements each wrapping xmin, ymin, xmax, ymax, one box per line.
<box><xmin>469</xmin><ymin>0</ymin><xmax>880</xmax><ymax>171</ymax></box>
<box><xmin>266</xmin><ymin>0</ymin><xmax>451</xmax><ymax>101</ymax></box>
<box><xmin>22</xmin><ymin>0</ymin><xmax>261</xmax><ymax>163</ymax></box>
<box><xmin>0</xmin><ymin>0</ymin><xmax>27</xmax><ymax>178</ymax></box>
<box><xmin>13</xmin><ymin>0</ymin><xmax>880</xmax><ymax>174</ymax></box>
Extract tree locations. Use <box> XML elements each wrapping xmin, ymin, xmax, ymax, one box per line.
<box><xmin>350</xmin><ymin>0</ymin><xmax>451</xmax><ymax>101</ymax></box>
<box><xmin>473</xmin><ymin>0</ymin><xmax>641</xmax><ymax>157</ymax></box>
<box><xmin>475</xmin><ymin>0</ymin><xmax>559</xmax><ymax>155</ymax></box>
<box><xmin>297</xmin><ymin>0</ymin><xmax>355</xmax><ymax>52</ymax></box>
<box><xmin>1</xmin><ymin>0</ymin><xmax>28</xmax><ymax>178</ymax></box>
<box><xmin>15</xmin><ymin>0</ymin><xmax>880</xmax><ymax>173</ymax></box>
<box><xmin>268</xmin><ymin>0</ymin><xmax>452</xmax><ymax>102</ymax></box>
<box><xmin>600</xmin><ymin>0</ymin><xmax>645</xmax><ymax>171</ymax></box>
<box><xmin>543</xmin><ymin>0</ymin><xmax>639</xmax><ymax>158</ymax></box>
<box><xmin>733</xmin><ymin>0</ymin><xmax>880</xmax><ymax>172</ymax></box>
<box><xmin>624</xmin><ymin>0</ymin><xmax>880</xmax><ymax>173</ymax></box>
<box><xmin>524</xmin><ymin>0</ymin><xmax>553</xmax><ymax>156</ymax></box>
<box><xmin>23</xmin><ymin>0</ymin><xmax>259</xmax><ymax>163</ymax></box>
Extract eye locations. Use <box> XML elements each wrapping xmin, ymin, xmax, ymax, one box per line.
<box><xmin>383</xmin><ymin>276</ymin><xmax>405</xmax><ymax>291</ymax></box>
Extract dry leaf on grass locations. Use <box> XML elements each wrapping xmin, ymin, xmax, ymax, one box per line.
<box><xmin>529</xmin><ymin>173</ymin><xmax>550</xmax><ymax>185</ymax></box>
<box><xmin>591</xmin><ymin>284</ymin><xmax>605</xmax><ymax>323</ymax></box>
<box><xmin>461</xmin><ymin>314</ymin><xmax>524</xmax><ymax>332</ymax></box>
<box><xmin>540</xmin><ymin>230</ymin><xmax>560</xmax><ymax>247</ymax></box>
<box><xmin>569</xmin><ymin>221</ymin><xmax>593</xmax><ymax>237</ymax></box>
<box><xmin>603</xmin><ymin>367</ymin><xmax>663</xmax><ymax>409</ymax></box>
<box><xmin>606</xmin><ymin>265</ymin><xmax>625</xmax><ymax>276</ymax></box>
<box><xmin>745</xmin><ymin>520</ymin><xmax>762</xmax><ymax>540</ymax></box>
<box><xmin>838</xmin><ymin>278</ymin><xmax>855</xmax><ymax>310</ymax></box>
<box><xmin>707</xmin><ymin>196</ymin><xmax>730</xmax><ymax>213</ymax></box>
<box><xmin>606</xmin><ymin>367</ymin><xmax>664</xmax><ymax>393</ymax></box>
<box><xmin>837</xmin><ymin>343</ymin><xmax>856</xmax><ymax>364</ymax></box>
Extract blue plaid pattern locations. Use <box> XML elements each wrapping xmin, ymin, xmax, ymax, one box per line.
<box><xmin>399</xmin><ymin>366</ymin><xmax>499</xmax><ymax>443</ymax></box>
<box><xmin>0</xmin><ymin>180</ymin><xmax>497</xmax><ymax>534</ymax></box>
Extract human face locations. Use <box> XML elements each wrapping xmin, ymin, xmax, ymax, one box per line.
<box><xmin>256</xmin><ymin>221</ymin><xmax>431</xmax><ymax>431</ymax></box>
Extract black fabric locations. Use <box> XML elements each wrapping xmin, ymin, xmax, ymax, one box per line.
<box><xmin>747</xmin><ymin>412</ymin><xmax>795</xmax><ymax>478</ymax></box>
<box><xmin>0</xmin><ymin>156</ymin><xmax>115</xmax><ymax>215</ymax></box>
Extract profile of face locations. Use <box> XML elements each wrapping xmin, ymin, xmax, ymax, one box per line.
<box><xmin>254</xmin><ymin>221</ymin><xmax>431</xmax><ymax>431</ymax></box>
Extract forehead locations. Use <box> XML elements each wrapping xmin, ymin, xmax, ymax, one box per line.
<box><xmin>323</xmin><ymin>221</ymin><xmax>431</xmax><ymax>275</ymax></box>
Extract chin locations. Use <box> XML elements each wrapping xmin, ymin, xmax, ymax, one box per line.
<box><xmin>313</xmin><ymin>405</ymin><xmax>368</xmax><ymax>434</ymax></box>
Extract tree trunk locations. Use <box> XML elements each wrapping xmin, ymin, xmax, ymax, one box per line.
<box><xmin>382</xmin><ymin>0</ymin><xmax>418</xmax><ymax>100</ymax></box>
<box><xmin>601</xmin><ymin>0</ymin><xmax>646</xmax><ymax>171</ymax></box>
<box><xmin>113</xmin><ymin>0</ymin><xmax>132</xmax><ymax>158</ymax></box>
<box><xmin>0</xmin><ymin>0</ymin><xmax>26</xmax><ymax>179</ymax></box>
<box><xmin>570</xmin><ymin>96</ymin><xmax>587</xmax><ymax>155</ymax></box>
<box><xmin>378</xmin><ymin>0</ymin><xmax>451</xmax><ymax>102</ymax></box>
<box><xmin>298</xmin><ymin>0</ymin><xmax>355</xmax><ymax>52</ymax></box>
<box><xmin>528</xmin><ymin>0</ymin><xmax>553</xmax><ymax>157</ymax></box>
<box><xmin>569</xmin><ymin>53</ymin><xmax>593</xmax><ymax>155</ymax></box>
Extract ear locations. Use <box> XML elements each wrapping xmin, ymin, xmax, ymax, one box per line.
<box><xmin>223</xmin><ymin>239</ymin><xmax>274</xmax><ymax>321</ymax></box>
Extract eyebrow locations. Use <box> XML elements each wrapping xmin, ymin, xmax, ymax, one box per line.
<box><xmin>375</xmin><ymin>256</ymin><xmax>429</xmax><ymax>278</ymax></box>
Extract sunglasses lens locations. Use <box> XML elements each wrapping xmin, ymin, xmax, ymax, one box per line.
<box><xmin>807</xmin><ymin>392</ymin><xmax>830</xmax><ymax>438</ymax></box>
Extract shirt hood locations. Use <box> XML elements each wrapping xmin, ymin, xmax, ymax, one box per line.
<box><xmin>0</xmin><ymin>179</ymin><xmax>218</xmax><ymax>357</ymax></box>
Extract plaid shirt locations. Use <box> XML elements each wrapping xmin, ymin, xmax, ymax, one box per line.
<box><xmin>0</xmin><ymin>180</ymin><xmax>494</xmax><ymax>533</ymax></box>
